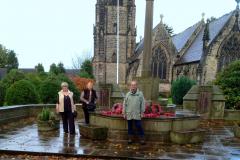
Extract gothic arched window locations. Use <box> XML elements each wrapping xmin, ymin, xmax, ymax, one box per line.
<box><xmin>151</xmin><ymin>47</ymin><xmax>167</xmax><ymax>80</ymax></box>
<box><xmin>113</xmin><ymin>23</ymin><xmax>117</xmax><ymax>33</ymax></box>
<box><xmin>217</xmin><ymin>33</ymin><xmax>240</xmax><ymax>72</ymax></box>
<box><xmin>112</xmin><ymin>52</ymin><xmax>116</xmax><ymax>62</ymax></box>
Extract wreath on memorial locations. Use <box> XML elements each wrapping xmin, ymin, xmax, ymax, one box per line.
<box><xmin>101</xmin><ymin>103</ymin><xmax>175</xmax><ymax>118</ymax></box>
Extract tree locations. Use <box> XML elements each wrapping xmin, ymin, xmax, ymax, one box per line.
<box><xmin>72</xmin><ymin>51</ymin><xmax>92</xmax><ymax>70</ymax></box>
<box><xmin>35</xmin><ymin>63</ymin><xmax>45</xmax><ymax>73</ymax></box>
<box><xmin>215</xmin><ymin>60</ymin><xmax>240</xmax><ymax>110</ymax></box>
<box><xmin>71</xmin><ymin>76</ymin><xmax>94</xmax><ymax>92</ymax></box>
<box><xmin>79</xmin><ymin>71</ymin><xmax>93</xmax><ymax>79</ymax></box>
<box><xmin>0</xmin><ymin>44</ymin><xmax>8</xmax><ymax>68</ymax></box>
<box><xmin>49</xmin><ymin>63</ymin><xmax>65</xmax><ymax>75</ymax></box>
<box><xmin>6</xmin><ymin>50</ymin><xmax>18</xmax><ymax>71</ymax></box>
<box><xmin>72</xmin><ymin>55</ymin><xmax>83</xmax><ymax>70</ymax></box>
<box><xmin>0</xmin><ymin>44</ymin><xmax>18</xmax><ymax>71</ymax></box>
<box><xmin>171</xmin><ymin>76</ymin><xmax>196</xmax><ymax>105</ymax></box>
<box><xmin>164</xmin><ymin>23</ymin><xmax>174</xmax><ymax>36</ymax></box>
<box><xmin>49</xmin><ymin>63</ymin><xmax>59</xmax><ymax>75</ymax></box>
<box><xmin>0</xmin><ymin>82</ymin><xmax>6</xmax><ymax>106</ymax></box>
<box><xmin>57</xmin><ymin>62</ymin><xmax>65</xmax><ymax>74</ymax></box>
<box><xmin>79</xmin><ymin>59</ymin><xmax>94</xmax><ymax>79</ymax></box>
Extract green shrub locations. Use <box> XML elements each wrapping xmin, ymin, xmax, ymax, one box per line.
<box><xmin>5</xmin><ymin>80</ymin><xmax>40</xmax><ymax>105</ymax></box>
<box><xmin>215</xmin><ymin>60</ymin><xmax>240</xmax><ymax>110</ymax></box>
<box><xmin>38</xmin><ymin>107</ymin><xmax>50</xmax><ymax>121</ymax></box>
<box><xmin>25</xmin><ymin>73</ymin><xmax>43</xmax><ymax>91</ymax></box>
<box><xmin>39</xmin><ymin>74</ymin><xmax>80</xmax><ymax>104</ymax></box>
<box><xmin>39</xmin><ymin>79</ymin><xmax>60</xmax><ymax>104</ymax></box>
<box><xmin>0</xmin><ymin>82</ymin><xmax>6</xmax><ymax>106</ymax></box>
<box><xmin>171</xmin><ymin>76</ymin><xmax>196</xmax><ymax>105</ymax></box>
<box><xmin>38</xmin><ymin>107</ymin><xmax>57</xmax><ymax>121</ymax></box>
<box><xmin>1</xmin><ymin>69</ymin><xmax>25</xmax><ymax>88</ymax></box>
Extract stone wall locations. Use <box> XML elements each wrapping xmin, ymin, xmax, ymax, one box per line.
<box><xmin>90</xmin><ymin>112</ymin><xmax>200</xmax><ymax>142</ymax></box>
<box><xmin>0</xmin><ymin>104</ymin><xmax>84</xmax><ymax>125</ymax></box>
<box><xmin>93</xmin><ymin>0</ymin><xmax>136</xmax><ymax>84</ymax></box>
<box><xmin>105</xmin><ymin>63</ymin><xmax>127</xmax><ymax>84</ymax></box>
<box><xmin>173</xmin><ymin>63</ymin><xmax>199</xmax><ymax>82</ymax></box>
<box><xmin>183</xmin><ymin>85</ymin><xmax>226</xmax><ymax>119</ymax></box>
<box><xmin>224</xmin><ymin>110</ymin><xmax>240</xmax><ymax>121</ymax></box>
<box><xmin>201</xmin><ymin>13</ymin><xmax>236</xmax><ymax>84</ymax></box>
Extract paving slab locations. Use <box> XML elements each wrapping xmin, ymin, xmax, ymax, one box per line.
<box><xmin>0</xmin><ymin>118</ymin><xmax>239</xmax><ymax>159</ymax></box>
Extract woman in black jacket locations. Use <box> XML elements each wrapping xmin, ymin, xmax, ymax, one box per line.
<box><xmin>80</xmin><ymin>82</ymin><xmax>97</xmax><ymax>124</ymax></box>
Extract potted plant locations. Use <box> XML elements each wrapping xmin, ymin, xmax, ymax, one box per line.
<box><xmin>37</xmin><ymin>107</ymin><xmax>60</xmax><ymax>131</ymax></box>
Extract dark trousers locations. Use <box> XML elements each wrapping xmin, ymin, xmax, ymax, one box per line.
<box><xmin>82</xmin><ymin>107</ymin><xmax>89</xmax><ymax>124</ymax></box>
<box><xmin>61</xmin><ymin>111</ymin><xmax>75</xmax><ymax>134</ymax></box>
<box><xmin>127</xmin><ymin>120</ymin><xmax>144</xmax><ymax>136</ymax></box>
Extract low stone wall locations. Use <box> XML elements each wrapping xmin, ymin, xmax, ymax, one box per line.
<box><xmin>0</xmin><ymin>104</ymin><xmax>84</xmax><ymax>125</ymax></box>
<box><xmin>224</xmin><ymin>109</ymin><xmax>240</xmax><ymax>121</ymax></box>
<box><xmin>90</xmin><ymin>113</ymin><xmax>200</xmax><ymax>132</ymax></box>
<box><xmin>90</xmin><ymin>112</ymin><xmax>200</xmax><ymax>142</ymax></box>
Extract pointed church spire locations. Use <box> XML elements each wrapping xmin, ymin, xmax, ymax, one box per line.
<box><xmin>160</xmin><ymin>14</ymin><xmax>164</xmax><ymax>24</ymax></box>
<box><xmin>201</xmin><ymin>12</ymin><xmax>205</xmax><ymax>22</ymax></box>
<box><xmin>203</xmin><ymin>19</ymin><xmax>210</xmax><ymax>44</ymax></box>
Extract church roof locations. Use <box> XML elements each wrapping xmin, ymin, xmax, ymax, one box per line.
<box><xmin>172</xmin><ymin>22</ymin><xmax>201</xmax><ymax>52</ymax></box>
<box><xmin>134</xmin><ymin>23</ymin><xmax>160</xmax><ymax>55</ymax></box>
<box><xmin>177</xmin><ymin>28</ymin><xmax>205</xmax><ymax>64</ymax></box>
<box><xmin>208</xmin><ymin>12</ymin><xmax>233</xmax><ymax>43</ymax></box>
<box><xmin>176</xmin><ymin>11</ymin><xmax>233</xmax><ymax>65</ymax></box>
<box><xmin>133</xmin><ymin>10</ymin><xmax>234</xmax><ymax>65</ymax></box>
<box><xmin>131</xmin><ymin>23</ymin><xmax>162</xmax><ymax>63</ymax></box>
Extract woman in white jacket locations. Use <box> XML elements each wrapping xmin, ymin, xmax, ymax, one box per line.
<box><xmin>56</xmin><ymin>82</ymin><xmax>76</xmax><ymax>135</ymax></box>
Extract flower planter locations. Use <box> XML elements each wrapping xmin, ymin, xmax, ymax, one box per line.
<box><xmin>162</xmin><ymin>104</ymin><xmax>176</xmax><ymax>114</ymax></box>
<box><xmin>37</xmin><ymin>120</ymin><xmax>60</xmax><ymax>132</ymax></box>
<box><xmin>233</xmin><ymin>122</ymin><xmax>240</xmax><ymax>138</ymax></box>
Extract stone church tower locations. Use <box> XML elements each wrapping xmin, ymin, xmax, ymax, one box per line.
<box><xmin>93</xmin><ymin>0</ymin><xmax>136</xmax><ymax>84</ymax></box>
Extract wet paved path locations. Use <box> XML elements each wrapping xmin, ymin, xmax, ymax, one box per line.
<box><xmin>0</xmin><ymin>118</ymin><xmax>240</xmax><ymax>159</ymax></box>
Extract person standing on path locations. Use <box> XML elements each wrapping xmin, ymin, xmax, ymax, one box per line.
<box><xmin>123</xmin><ymin>80</ymin><xmax>145</xmax><ymax>145</ymax></box>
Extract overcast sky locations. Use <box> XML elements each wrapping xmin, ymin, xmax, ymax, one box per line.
<box><xmin>0</xmin><ymin>0</ymin><xmax>237</xmax><ymax>70</ymax></box>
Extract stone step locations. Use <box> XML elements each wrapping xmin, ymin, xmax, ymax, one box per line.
<box><xmin>170</xmin><ymin>129</ymin><xmax>206</xmax><ymax>144</ymax></box>
<box><xmin>79</xmin><ymin>123</ymin><xmax>108</xmax><ymax>140</ymax></box>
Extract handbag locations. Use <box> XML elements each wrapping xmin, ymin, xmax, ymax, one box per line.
<box><xmin>73</xmin><ymin>111</ymin><xmax>78</xmax><ymax>118</ymax></box>
<box><xmin>87</xmin><ymin>102</ymin><xmax>96</xmax><ymax>111</ymax></box>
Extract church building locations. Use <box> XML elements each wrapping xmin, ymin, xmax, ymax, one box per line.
<box><xmin>93</xmin><ymin>0</ymin><xmax>240</xmax><ymax>94</ymax></box>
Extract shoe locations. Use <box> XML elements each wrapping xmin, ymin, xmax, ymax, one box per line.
<box><xmin>128</xmin><ymin>135</ymin><xmax>133</xmax><ymax>144</ymax></box>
